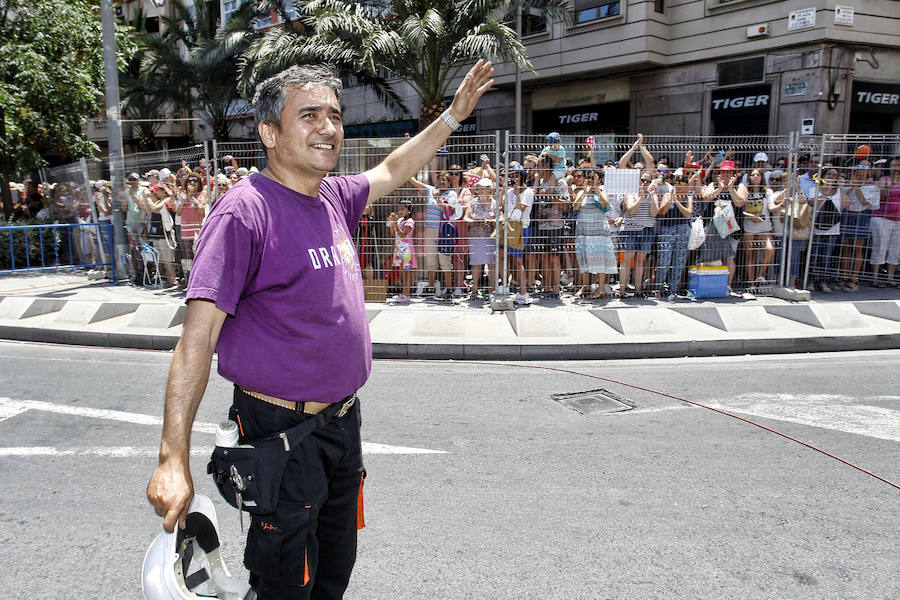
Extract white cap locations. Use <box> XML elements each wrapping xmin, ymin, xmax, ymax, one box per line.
<box><xmin>158</xmin><ymin>168</ymin><xmax>172</xmax><ymax>180</ymax></box>
<box><xmin>753</xmin><ymin>152</ymin><xmax>769</xmax><ymax>164</ymax></box>
<box><xmin>475</xmin><ymin>177</ymin><xmax>494</xmax><ymax>188</ymax></box>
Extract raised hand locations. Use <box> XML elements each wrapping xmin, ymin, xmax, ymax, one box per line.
<box><xmin>448</xmin><ymin>60</ymin><xmax>495</xmax><ymax>123</ymax></box>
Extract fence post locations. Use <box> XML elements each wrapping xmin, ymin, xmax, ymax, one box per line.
<box><xmin>489</xmin><ymin>130</ymin><xmax>512</xmax><ymax>310</ymax></box>
<box><xmin>800</xmin><ymin>134</ymin><xmax>828</xmax><ymax>291</ymax></box>
<box><xmin>212</xmin><ymin>139</ymin><xmax>220</xmax><ymax>203</ymax></box>
<box><xmin>780</xmin><ymin>132</ymin><xmax>796</xmax><ymax>287</ymax></box>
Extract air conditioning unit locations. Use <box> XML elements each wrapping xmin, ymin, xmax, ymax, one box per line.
<box><xmin>747</xmin><ymin>23</ymin><xmax>770</xmax><ymax>37</ymax></box>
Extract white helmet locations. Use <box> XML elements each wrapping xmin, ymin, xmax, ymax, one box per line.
<box><xmin>142</xmin><ymin>494</ymin><xmax>253</xmax><ymax>600</ymax></box>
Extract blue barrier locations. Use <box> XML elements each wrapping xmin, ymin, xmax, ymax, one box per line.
<box><xmin>0</xmin><ymin>222</ymin><xmax>116</xmax><ymax>281</ymax></box>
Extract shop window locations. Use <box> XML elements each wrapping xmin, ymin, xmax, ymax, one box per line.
<box><xmin>574</xmin><ymin>0</ymin><xmax>621</xmax><ymax>24</ymax></box>
<box><xmin>717</xmin><ymin>57</ymin><xmax>765</xmax><ymax>87</ymax></box>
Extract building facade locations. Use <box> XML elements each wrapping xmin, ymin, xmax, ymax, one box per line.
<box><xmin>341</xmin><ymin>0</ymin><xmax>900</xmax><ymax>137</ymax></box>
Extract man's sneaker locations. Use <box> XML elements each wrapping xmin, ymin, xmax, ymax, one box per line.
<box><xmin>453</xmin><ymin>287</ymin><xmax>463</xmax><ymax>297</ymax></box>
<box><xmin>667</xmin><ymin>294</ymin><xmax>677</xmax><ymax>302</ymax></box>
<box><xmin>514</xmin><ymin>292</ymin><xmax>532</xmax><ymax>305</ymax></box>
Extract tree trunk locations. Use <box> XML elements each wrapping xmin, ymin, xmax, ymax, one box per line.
<box><xmin>417</xmin><ymin>98</ymin><xmax>446</xmax><ymax>132</ymax></box>
<box><xmin>0</xmin><ymin>168</ymin><xmax>14</xmax><ymax>221</ymax></box>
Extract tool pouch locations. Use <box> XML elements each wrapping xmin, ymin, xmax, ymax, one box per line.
<box><xmin>208</xmin><ymin>439</ymin><xmax>292</xmax><ymax>516</ymax></box>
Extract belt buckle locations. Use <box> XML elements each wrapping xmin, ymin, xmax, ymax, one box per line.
<box><xmin>337</xmin><ymin>395</ymin><xmax>356</xmax><ymax>418</ymax></box>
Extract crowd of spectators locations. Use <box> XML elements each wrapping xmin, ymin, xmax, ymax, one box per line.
<box><xmin>4</xmin><ymin>155</ymin><xmax>257</xmax><ymax>285</ymax></box>
<box><xmin>372</xmin><ymin>135</ymin><xmax>900</xmax><ymax>304</ymax></box>
<box><xmin>5</xmin><ymin>139</ymin><xmax>899</xmax><ymax>303</ymax></box>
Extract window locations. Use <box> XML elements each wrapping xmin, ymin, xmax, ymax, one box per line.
<box><xmin>654</xmin><ymin>0</ymin><xmax>664</xmax><ymax>13</ymax></box>
<box><xmin>222</xmin><ymin>0</ymin><xmax>242</xmax><ymax>25</ymax></box>
<box><xmin>717</xmin><ymin>56</ymin><xmax>766</xmax><ymax>87</ymax></box>
<box><xmin>574</xmin><ymin>0</ymin><xmax>620</xmax><ymax>24</ymax></box>
<box><xmin>522</xmin><ymin>12</ymin><xmax>547</xmax><ymax>36</ymax></box>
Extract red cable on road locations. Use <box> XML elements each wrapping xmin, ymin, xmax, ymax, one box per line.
<box><xmin>387</xmin><ymin>359</ymin><xmax>900</xmax><ymax>491</ymax></box>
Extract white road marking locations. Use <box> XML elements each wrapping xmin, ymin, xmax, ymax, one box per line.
<box><xmin>0</xmin><ymin>397</ymin><xmax>215</xmax><ymax>433</ymax></box>
<box><xmin>0</xmin><ymin>397</ymin><xmax>448</xmax><ymax>455</ymax></box>
<box><xmin>0</xmin><ymin>443</ymin><xmax>447</xmax><ymax>457</ymax></box>
<box><xmin>707</xmin><ymin>394</ymin><xmax>900</xmax><ymax>442</ymax></box>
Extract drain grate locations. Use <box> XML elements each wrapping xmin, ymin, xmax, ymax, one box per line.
<box><xmin>551</xmin><ymin>388</ymin><xmax>636</xmax><ymax>415</ymax></box>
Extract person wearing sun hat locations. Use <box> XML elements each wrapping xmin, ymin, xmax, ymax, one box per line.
<box><xmin>699</xmin><ymin>159</ymin><xmax>745</xmax><ymax>292</ymax></box>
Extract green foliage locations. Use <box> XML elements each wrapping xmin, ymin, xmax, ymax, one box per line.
<box><xmin>0</xmin><ymin>0</ymin><xmax>136</xmax><ymax>173</ymax></box>
<box><xmin>238</xmin><ymin>0</ymin><xmax>572</xmax><ymax>129</ymax></box>
<box><xmin>136</xmin><ymin>0</ymin><xmax>266</xmax><ymax>140</ymax></box>
<box><xmin>0</xmin><ymin>219</ymin><xmax>60</xmax><ymax>271</ymax></box>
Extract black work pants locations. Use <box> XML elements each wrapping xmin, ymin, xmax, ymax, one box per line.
<box><xmin>229</xmin><ymin>388</ymin><xmax>365</xmax><ymax>600</ymax></box>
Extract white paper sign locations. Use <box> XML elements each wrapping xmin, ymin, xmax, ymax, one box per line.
<box><xmin>603</xmin><ymin>168</ymin><xmax>641</xmax><ymax>196</ymax></box>
<box><xmin>788</xmin><ymin>7</ymin><xmax>816</xmax><ymax>30</ymax></box>
<box><xmin>834</xmin><ymin>5</ymin><xmax>854</xmax><ymax>26</ymax></box>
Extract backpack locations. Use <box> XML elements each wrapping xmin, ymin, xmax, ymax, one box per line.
<box><xmin>438</xmin><ymin>220</ymin><xmax>457</xmax><ymax>254</ymax></box>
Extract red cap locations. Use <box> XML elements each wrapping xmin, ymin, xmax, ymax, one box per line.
<box><xmin>685</xmin><ymin>161</ymin><xmax>705</xmax><ymax>180</ymax></box>
<box><xmin>719</xmin><ymin>160</ymin><xmax>736</xmax><ymax>171</ymax></box>
<box><xmin>150</xmin><ymin>184</ymin><xmax>166</xmax><ymax>191</ymax></box>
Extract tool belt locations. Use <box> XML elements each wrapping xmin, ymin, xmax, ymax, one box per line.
<box><xmin>207</xmin><ymin>390</ymin><xmax>357</xmax><ymax>516</ymax></box>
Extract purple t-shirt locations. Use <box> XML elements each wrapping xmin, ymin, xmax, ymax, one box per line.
<box><xmin>186</xmin><ymin>172</ymin><xmax>371</xmax><ymax>404</ymax></box>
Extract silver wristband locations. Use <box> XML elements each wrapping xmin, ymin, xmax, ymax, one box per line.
<box><xmin>439</xmin><ymin>109</ymin><xmax>460</xmax><ymax>131</ymax></box>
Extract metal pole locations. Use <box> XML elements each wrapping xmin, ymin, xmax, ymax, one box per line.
<box><xmin>493</xmin><ymin>130</ymin><xmax>501</xmax><ymax>293</ymax></box>
<box><xmin>781</xmin><ymin>133</ymin><xmax>795</xmax><ymax>288</ymax></box>
<box><xmin>212</xmin><ymin>138</ymin><xmax>220</xmax><ymax>203</ymax></box>
<box><xmin>101</xmin><ymin>0</ymin><xmax>126</xmax><ymax>283</ymax></box>
<box><xmin>801</xmin><ymin>134</ymin><xmax>827</xmax><ymax>291</ymax></box>
<box><xmin>203</xmin><ymin>141</ymin><xmax>211</xmax><ymax>195</ymax></box>
<box><xmin>80</xmin><ymin>157</ymin><xmax>107</xmax><ymax>266</ymax></box>
<box><xmin>515</xmin><ymin>8</ymin><xmax>522</xmax><ymax>136</ymax></box>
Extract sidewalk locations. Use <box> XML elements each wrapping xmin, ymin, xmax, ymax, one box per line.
<box><xmin>1</xmin><ymin>271</ymin><xmax>899</xmax><ymax>359</ymax></box>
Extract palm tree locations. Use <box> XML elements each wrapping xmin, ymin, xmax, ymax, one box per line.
<box><xmin>139</xmin><ymin>0</ymin><xmax>267</xmax><ymax>140</ymax></box>
<box><xmin>236</xmin><ymin>3</ymin><xmax>407</xmax><ymax>117</ymax></box>
<box><xmin>120</xmin><ymin>7</ymin><xmax>166</xmax><ymax>149</ymax></box>
<box><xmin>240</xmin><ymin>0</ymin><xmax>572</xmax><ymax>130</ymax></box>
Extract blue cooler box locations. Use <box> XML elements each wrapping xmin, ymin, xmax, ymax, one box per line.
<box><xmin>688</xmin><ymin>266</ymin><xmax>729</xmax><ymax>298</ymax></box>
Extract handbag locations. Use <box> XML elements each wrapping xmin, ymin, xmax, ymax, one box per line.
<box><xmin>814</xmin><ymin>197</ymin><xmax>841</xmax><ymax>230</ymax></box>
<box><xmin>492</xmin><ymin>220</ymin><xmax>524</xmax><ymax>250</ymax></box>
<box><xmin>688</xmin><ymin>216</ymin><xmax>706</xmax><ymax>250</ymax></box>
<box><xmin>713</xmin><ymin>200</ymin><xmax>740</xmax><ymax>239</ymax></box>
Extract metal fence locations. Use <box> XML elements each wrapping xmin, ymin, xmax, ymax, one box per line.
<box><xmin>13</xmin><ymin>132</ymin><xmax>897</xmax><ymax>302</ymax></box>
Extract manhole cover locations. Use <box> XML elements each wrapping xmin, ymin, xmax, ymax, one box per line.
<box><xmin>551</xmin><ymin>388</ymin><xmax>635</xmax><ymax>415</ymax></box>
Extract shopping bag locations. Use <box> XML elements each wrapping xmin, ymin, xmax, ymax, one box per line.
<box><xmin>688</xmin><ymin>216</ymin><xmax>706</xmax><ymax>250</ymax></box>
<box><xmin>713</xmin><ymin>200</ymin><xmax>740</xmax><ymax>239</ymax></box>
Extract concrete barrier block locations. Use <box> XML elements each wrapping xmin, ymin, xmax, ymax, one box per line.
<box><xmin>854</xmin><ymin>301</ymin><xmax>900</xmax><ymax>323</ymax></box>
<box><xmin>506</xmin><ymin>310</ymin><xmax>569</xmax><ymax>337</ymax></box>
<box><xmin>127</xmin><ymin>304</ymin><xmax>186</xmax><ymax>329</ymax></box>
<box><xmin>672</xmin><ymin>306</ymin><xmax>774</xmax><ymax>332</ymax></box>
<box><xmin>590</xmin><ymin>307</ymin><xmax>677</xmax><ymax>336</ymax></box>
<box><xmin>765</xmin><ymin>304</ymin><xmax>865</xmax><ymax>329</ymax></box>
<box><xmin>365</xmin><ymin>308</ymin><xmax>381</xmax><ymax>323</ymax></box>
<box><xmin>54</xmin><ymin>301</ymin><xmax>140</xmax><ymax>325</ymax></box>
<box><xmin>0</xmin><ymin>297</ymin><xmax>66</xmax><ymax>320</ymax></box>
<box><xmin>772</xmin><ymin>287</ymin><xmax>811</xmax><ymax>302</ymax></box>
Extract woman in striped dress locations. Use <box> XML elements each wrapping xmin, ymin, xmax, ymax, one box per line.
<box><xmin>574</xmin><ymin>170</ymin><xmax>618</xmax><ymax>299</ymax></box>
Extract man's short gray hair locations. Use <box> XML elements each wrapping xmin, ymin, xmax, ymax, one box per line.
<box><xmin>252</xmin><ymin>64</ymin><xmax>343</xmax><ymax>129</ymax></box>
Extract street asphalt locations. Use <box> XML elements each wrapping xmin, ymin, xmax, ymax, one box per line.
<box><xmin>0</xmin><ymin>343</ymin><xmax>897</xmax><ymax>599</ymax></box>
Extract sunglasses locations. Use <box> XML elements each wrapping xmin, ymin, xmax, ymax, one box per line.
<box><xmin>640</xmin><ymin>178</ymin><xmax>652</xmax><ymax>183</ymax></box>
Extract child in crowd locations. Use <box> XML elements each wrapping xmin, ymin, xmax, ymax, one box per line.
<box><xmin>388</xmin><ymin>199</ymin><xmax>416</xmax><ymax>302</ymax></box>
<box><xmin>540</xmin><ymin>132</ymin><xmax>568</xmax><ymax>189</ymax></box>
